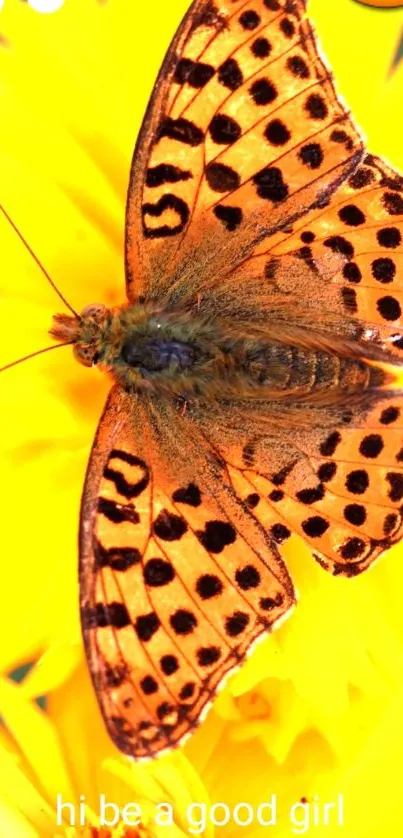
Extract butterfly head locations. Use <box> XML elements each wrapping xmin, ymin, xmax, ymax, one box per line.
<box><xmin>50</xmin><ymin>303</ymin><xmax>110</xmax><ymax>367</ymax></box>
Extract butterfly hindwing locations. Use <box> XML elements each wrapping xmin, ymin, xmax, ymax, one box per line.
<box><xmin>125</xmin><ymin>0</ymin><xmax>364</xmax><ymax>303</ymax></box>
<box><xmin>80</xmin><ymin>387</ymin><xmax>295</xmax><ymax>758</ymax></box>
<box><xmin>190</xmin><ymin>384</ymin><xmax>403</xmax><ymax>579</ymax></box>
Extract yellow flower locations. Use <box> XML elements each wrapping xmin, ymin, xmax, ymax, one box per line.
<box><xmin>0</xmin><ymin>659</ymin><xmax>212</xmax><ymax>837</ymax></box>
<box><xmin>1</xmin><ymin>1</ymin><xmax>403</xmax><ymax>836</ymax></box>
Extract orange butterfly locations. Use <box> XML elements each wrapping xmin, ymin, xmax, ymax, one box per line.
<box><xmin>26</xmin><ymin>0</ymin><xmax>403</xmax><ymax>759</ymax></box>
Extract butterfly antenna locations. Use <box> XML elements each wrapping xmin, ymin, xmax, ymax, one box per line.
<box><xmin>0</xmin><ymin>203</ymin><xmax>80</xmax><ymax>319</ymax></box>
<box><xmin>0</xmin><ymin>341</ymin><xmax>74</xmax><ymax>374</ymax></box>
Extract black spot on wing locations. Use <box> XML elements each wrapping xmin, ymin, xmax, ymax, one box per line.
<box><xmin>287</xmin><ymin>54</ymin><xmax>309</xmax><ymax>78</ymax></box>
<box><xmin>235</xmin><ymin>565</ymin><xmax>261</xmax><ymax>590</ymax></box>
<box><xmin>380</xmin><ymin>406</ymin><xmax>399</xmax><ymax>425</ymax></box>
<box><xmin>377</xmin><ymin>227</ymin><xmax>402</xmax><ymax>249</ymax></box>
<box><xmin>225</xmin><ymin>611</ymin><xmax>250</xmax><ymax>636</ymax></box>
<box><xmin>269</xmin><ymin>489</ymin><xmax>284</xmax><ymax>502</ymax></box>
<box><xmin>297</xmin><ymin>244</ymin><xmax>315</xmax><ymax>269</ymax></box>
<box><xmin>143</xmin><ymin>558</ymin><xmax>175</xmax><ymax>587</ymax></box>
<box><xmin>260</xmin><ymin>592</ymin><xmax>284</xmax><ymax>610</ymax></box>
<box><xmin>160</xmin><ymin>654</ymin><xmax>179</xmax><ymax>675</ymax></box>
<box><xmin>82</xmin><ymin>602</ymin><xmax>131</xmax><ymax>630</ymax></box>
<box><xmin>239</xmin><ymin>10</ymin><xmax>261</xmax><ymax>30</ymax></box>
<box><xmin>300</xmin><ymin>231</ymin><xmax>315</xmax><ymax>243</ymax></box>
<box><xmin>323</xmin><ymin>235</ymin><xmax>354</xmax><ymax>258</ymax></box>
<box><xmin>110</xmin><ymin>449</ymin><xmax>148</xmax><ymax>468</ymax></box>
<box><xmin>170</xmin><ymin>608</ymin><xmax>197</xmax><ymax>635</ymax></box>
<box><xmin>383</xmin><ymin>191</ymin><xmax>403</xmax><ymax>216</ymax></box>
<box><xmin>338</xmin><ymin>204</ymin><xmax>365</xmax><ymax>226</ymax></box>
<box><xmin>377</xmin><ymin>295</ymin><xmax>401</xmax><ymax>322</ymax></box>
<box><xmin>209</xmin><ymin>113</ymin><xmax>241</xmax><ymax>145</ymax></box>
<box><xmin>218</xmin><ymin>57</ymin><xmax>243</xmax><ymax>90</ymax></box>
<box><xmin>384</xmin><ymin>512</ymin><xmax>399</xmax><ymax>536</ymax></box>
<box><xmin>319</xmin><ymin>431</ymin><xmax>341</xmax><ymax>456</ymax></box>
<box><xmin>348</xmin><ymin>166</ymin><xmax>375</xmax><ymax>189</ymax></box>
<box><xmin>98</xmin><ymin>497</ymin><xmax>139</xmax><ymax>525</ymax></box>
<box><xmin>271</xmin><ymin>523</ymin><xmax>291</xmax><ymax>543</ymax></box>
<box><xmin>298</xmin><ymin>143</ymin><xmax>323</xmax><ymax>170</ymax></box>
<box><xmin>174</xmin><ymin>58</ymin><xmax>215</xmax><ymax>88</ymax></box>
<box><xmin>341</xmin><ymin>286</ymin><xmax>358</xmax><ymax>313</ymax></box>
<box><xmin>330</xmin><ymin>129</ymin><xmax>354</xmax><ymax>151</ymax></box>
<box><xmin>213</xmin><ymin>204</ymin><xmax>243</xmax><ymax>230</ymax></box>
<box><xmin>191</xmin><ymin>0</ymin><xmax>227</xmax><ymax>32</ymax></box>
<box><xmin>142</xmin><ymin>194</ymin><xmax>190</xmax><ymax>239</ymax></box>
<box><xmin>253</xmin><ymin>166</ymin><xmax>288</xmax><ymax>202</ymax></box>
<box><xmin>343</xmin><ymin>262</ymin><xmax>362</xmax><ymax>283</ymax></box>
<box><xmin>95</xmin><ymin>541</ymin><xmax>142</xmax><ymax>571</ymax></box>
<box><xmin>146</xmin><ymin>164</ymin><xmax>192</xmax><ymax>188</ymax></box>
<box><xmin>304</xmin><ymin>93</ymin><xmax>328</xmax><ymax>120</ymax></box>
<box><xmin>280</xmin><ymin>17</ymin><xmax>295</xmax><ymax>38</ymax></box>
<box><xmin>386</xmin><ymin>472</ymin><xmax>403</xmax><ymax>502</ymax></box>
<box><xmin>103</xmin><ymin>465</ymin><xmax>149</xmax><ymax>499</ymax></box>
<box><xmin>206</xmin><ymin>162</ymin><xmax>240</xmax><ymax>192</ymax></box>
<box><xmin>251</xmin><ymin>37</ymin><xmax>272</xmax><ymax>59</ymax></box>
<box><xmin>172</xmin><ymin>483</ymin><xmax>202</xmax><ymax>507</ymax></box>
<box><xmin>343</xmin><ymin>504</ymin><xmax>366</xmax><ymax>526</ymax></box>
<box><xmin>196</xmin><ymin>573</ymin><xmax>223</xmax><ymax>599</ymax></box>
<box><xmin>250</xmin><ymin>77</ymin><xmax>277</xmax><ymax>106</ymax></box>
<box><xmin>296</xmin><ymin>484</ymin><xmax>325</xmax><ymax>504</ymax></box>
<box><xmin>301</xmin><ymin>516</ymin><xmax>329</xmax><ymax>537</ymax></box>
<box><xmin>317</xmin><ymin>462</ymin><xmax>337</xmax><ymax>482</ymax></box>
<box><xmin>196</xmin><ymin>520</ymin><xmax>236</xmax><ymax>553</ymax></box>
<box><xmin>153</xmin><ymin>509</ymin><xmax>188</xmax><ymax>541</ymax></box>
<box><xmin>245</xmin><ymin>492</ymin><xmax>260</xmax><ymax>509</ymax></box>
<box><xmin>158</xmin><ymin>117</ymin><xmax>203</xmax><ymax>146</ymax></box>
<box><xmin>265</xmin><ymin>119</ymin><xmax>291</xmax><ymax>146</ymax></box>
<box><xmin>345</xmin><ymin>469</ymin><xmax>369</xmax><ymax>495</ymax></box>
<box><xmin>339</xmin><ymin>537</ymin><xmax>366</xmax><ymax>560</ymax></box>
<box><xmin>180</xmin><ymin>682</ymin><xmax>196</xmax><ymax>700</ymax></box>
<box><xmin>140</xmin><ymin>675</ymin><xmax>159</xmax><ymax>695</ymax></box>
<box><xmin>359</xmin><ymin>434</ymin><xmax>384</xmax><ymax>459</ymax></box>
<box><xmin>197</xmin><ymin>646</ymin><xmax>221</xmax><ymax>666</ymax></box>
<box><xmin>271</xmin><ymin>461</ymin><xmax>296</xmax><ymax>486</ymax></box>
<box><xmin>371</xmin><ymin>258</ymin><xmax>396</xmax><ymax>284</ymax></box>
<box><xmin>135</xmin><ymin>612</ymin><xmax>161</xmax><ymax>642</ymax></box>
<box><xmin>103</xmin><ymin>662</ymin><xmax>129</xmax><ymax>688</ymax></box>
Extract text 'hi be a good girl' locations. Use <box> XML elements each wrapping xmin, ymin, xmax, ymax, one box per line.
<box><xmin>56</xmin><ymin>793</ymin><xmax>345</xmax><ymax>835</ymax></box>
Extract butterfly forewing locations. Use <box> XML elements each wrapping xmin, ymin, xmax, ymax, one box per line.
<box><xmin>125</xmin><ymin>0</ymin><xmax>363</xmax><ymax>303</ymax></box>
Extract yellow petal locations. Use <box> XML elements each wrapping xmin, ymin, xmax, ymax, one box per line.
<box><xmin>0</xmin><ymin>737</ymin><xmax>55</xmax><ymax>835</ymax></box>
<box><xmin>21</xmin><ymin>644</ymin><xmax>82</xmax><ymax>700</ymax></box>
<box><xmin>0</xmin><ymin>678</ymin><xmax>75</xmax><ymax>805</ymax></box>
<box><xmin>0</xmin><ymin>800</ymin><xmax>39</xmax><ymax>838</ymax></box>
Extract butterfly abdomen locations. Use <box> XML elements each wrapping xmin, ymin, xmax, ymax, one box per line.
<box><xmin>243</xmin><ymin>341</ymin><xmax>370</xmax><ymax>391</ymax></box>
